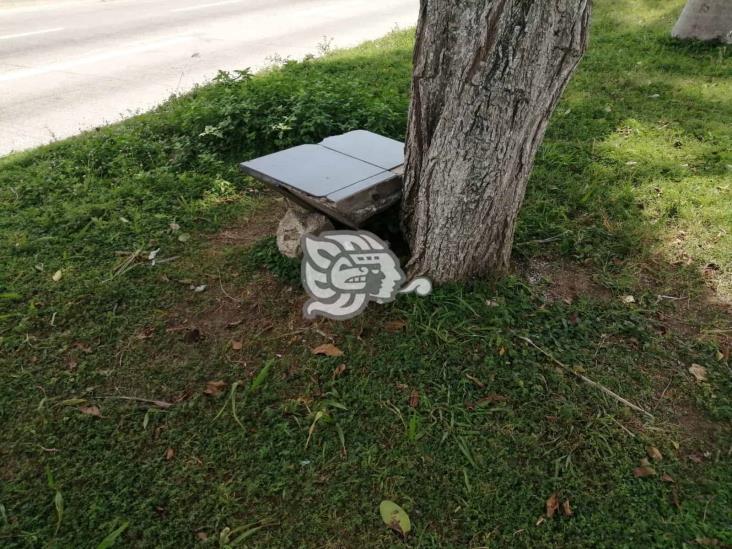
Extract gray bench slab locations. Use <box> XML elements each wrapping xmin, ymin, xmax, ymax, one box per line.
<box><xmin>239</xmin><ymin>130</ymin><xmax>404</xmax><ymax>227</ymax></box>
<box><xmin>320</xmin><ymin>130</ymin><xmax>404</xmax><ymax>170</ymax></box>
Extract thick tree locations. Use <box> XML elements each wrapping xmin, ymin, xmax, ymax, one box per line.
<box><xmin>672</xmin><ymin>0</ymin><xmax>732</xmax><ymax>43</ymax></box>
<box><xmin>402</xmin><ymin>0</ymin><xmax>591</xmax><ymax>282</ymax></box>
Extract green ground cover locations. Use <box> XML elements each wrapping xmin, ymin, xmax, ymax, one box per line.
<box><xmin>0</xmin><ymin>0</ymin><xmax>730</xmax><ymax>546</ymax></box>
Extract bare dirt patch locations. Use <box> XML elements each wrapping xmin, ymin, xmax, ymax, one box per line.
<box><xmin>165</xmin><ymin>272</ymin><xmax>307</xmax><ymax>355</ymax></box>
<box><xmin>206</xmin><ymin>195</ymin><xmax>286</xmax><ymax>253</ymax></box>
<box><xmin>161</xmin><ymin>196</ymin><xmax>349</xmax><ymax>377</ymax></box>
<box><xmin>519</xmin><ymin>257</ymin><xmax>612</xmax><ymax>303</ymax></box>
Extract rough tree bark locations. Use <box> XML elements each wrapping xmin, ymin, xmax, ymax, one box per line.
<box><xmin>402</xmin><ymin>0</ymin><xmax>591</xmax><ymax>282</ymax></box>
<box><xmin>672</xmin><ymin>0</ymin><xmax>732</xmax><ymax>44</ymax></box>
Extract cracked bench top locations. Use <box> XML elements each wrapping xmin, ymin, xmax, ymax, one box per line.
<box><xmin>239</xmin><ymin>130</ymin><xmax>404</xmax><ymax>201</ymax></box>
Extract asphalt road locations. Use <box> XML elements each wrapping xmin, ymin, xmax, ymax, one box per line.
<box><xmin>0</xmin><ymin>0</ymin><xmax>418</xmax><ymax>157</ymax></box>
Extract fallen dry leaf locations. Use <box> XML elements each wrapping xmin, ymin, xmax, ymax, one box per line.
<box><xmin>136</xmin><ymin>326</ymin><xmax>155</xmax><ymax>340</ymax></box>
<box><xmin>230</xmin><ymin>340</ymin><xmax>243</xmax><ymax>351</ymax></box>
<box><xmin>670</xmin><ymin>488</ymin><xmax>681</xmax><ymax>509</ymax></box>
<box><xmin>203</xmin><ymin>380</ymin><xmax>226</xmax><ymax>397</ymax></box>
<box><xmin>332</xmin><ymin>363</ymin><xmax>347</xmax><ymax>380</ymax></box>
<box><xmin>646</xmin><ymin>446</ymin><xmax>663</xmax><ymax>461</ymax></box>
<box><xmin>79</xmin><ymin>406</ymin><xmax>101</xmax><ymax>417</ymax></box>
<box><xmin>688</xmin><ymin>364</ymin><xmax>708</xmax><ymax>382</ymax></box>
<box><xmin>620</xmin><ymin>295</ymin><xmax>636</xmax><ymax>304</ymax></box>
<box><xmin>546</xmin><ymin>493</ymin><xmax>559</xmax><ymax>518</ymax></box>
<box><xmin>661</xmin><ymin>474</ymin><xmax>675</xmax><ymax>483</ymax></box>
<box><xmin>311</xmin><ymin>343</ymin><xmax>344</xmax><ymax>357</ymax></box>
<box><xmin>633</xmin><ymin>466</ymin><xmax>657</xmax><ymax>478</ymax></box>
<box><xmin>408</xmin><ymin>390</ymin><xmax>420</xmax><ymax>408</ymax></box>
<box><xmin>694</xmin><ymin>538</ymin><xmax>724</xmax><ymax>546</ymax></box>
<box><xmin>477</xmin><ymin>394</ymin><xmax>508</xmax><ymax>406</ymax></box>
<box><xmin>195</xmin><ymin>531</ymin><xmax>208</xmax><ymax>541</ymax></box>
<box><xmin>562</xmin><ymin>499</ymin><xmax>573</xmax><ymax>517</ymax></box>
<box><xmin>164</xmin><ymin>447</ymin><xmax>175</xmax><ymax>461</ymax></box>
<box><xmin>73</xmin><ymin>341</ymin><xmax>93</xmax><ymax>354</ymax></box>
<box><xmin>52</xmin><ymin>270</ymin><xmax>63</xmax><ymax>282</ymax></box>
<box><xmin>384</xmin><ymin>320</ymin><xmax>407</xmax><ymax>333</ymax></box>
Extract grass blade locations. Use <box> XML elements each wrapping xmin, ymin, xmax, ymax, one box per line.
<box><xmin>97</xmin><ymin>521</ymin><xmax>129</xmax><ymax>549</ymax></box>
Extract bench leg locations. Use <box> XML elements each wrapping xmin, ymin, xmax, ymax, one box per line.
<box><xmin>277</xmin><ymin>201</ymin><xmax>334</xmax><ymax>258</ymax></box>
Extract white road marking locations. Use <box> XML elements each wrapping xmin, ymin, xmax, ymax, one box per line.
<box><xmin>171</xmin><ymin>0</ymin><xmax>242</xmax><ymax>13</ymax></box>
<box><xmin>0</xmin><ymin>27</ymin><xmax>64</xmax><ymax>41</ymax></box>
<box><xmin>0</xmin><ymin>35</ymin><xmax>194</xmax><ymax>82</ymax></box>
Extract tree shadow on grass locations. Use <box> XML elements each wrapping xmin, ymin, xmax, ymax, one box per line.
<box><xmin>516</xmin><ymin>10</ymin><xmax>731</xmax><ymax>307</ymax></box>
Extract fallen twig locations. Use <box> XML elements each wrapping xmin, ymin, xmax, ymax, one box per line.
<box><xmin>516</xmin><ymin>231</ymin><xmax>570</xmax><ymax>246</ymax></box>
<box><xmin>96</xmin><ymin>396</ymin><xmax>173</xmax><ymax>409</ymax></box>
<box><xmin>217</xmin><ymin>268</ymin><xmax>244</xmax><ymax>303</ymax></box>
<box><xmin>106</xmin><ymin>248</ymin><xmax>143</xmax><ymax>282</ymax></box>
<box><xmin>652</xmin><ymin>377</ymin><xmax>674</xmax><ymax>412</ymax></box>
<box><xmin>153</xmin><ymin>256</ymin><xmax>179</xmax><ymax>265</ymax></box>
<box><xmin>518</xmin><ymin>336</ymin><xmax>655</xmax><ymax>420</ymax></box>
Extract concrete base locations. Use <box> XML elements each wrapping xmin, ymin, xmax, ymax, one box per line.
<box><xmin>276</xmin><ymin>202</ymin><xmax>334</xmax><ymax>258</ymax></box>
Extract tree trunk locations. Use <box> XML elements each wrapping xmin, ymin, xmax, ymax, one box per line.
<box><xmin>672</xmin><ymin>0</ymin><xmax>732</xmax><ymax>44</ymax></box>
<box><xmin>402</xmin><ymin>0</ymin><xmax>591</xmax><ymax>282</ymax></box>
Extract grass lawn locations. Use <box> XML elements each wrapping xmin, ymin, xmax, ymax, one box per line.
<box><xmin>1</xmin><ymin>0</ymin><xmax>730</xmax><ymax>546</ymax></box>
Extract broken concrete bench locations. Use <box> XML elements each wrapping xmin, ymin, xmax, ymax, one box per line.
<box><xmin>240</xmin><ymin>130</ymin><xmax>404</xmax><ymax>257</ymax></box>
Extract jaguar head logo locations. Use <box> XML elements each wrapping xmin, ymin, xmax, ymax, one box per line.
<box><xmin>301</xmin><ymin>231</ymin><xmax>431</xmax><ymax>320</ymax></box>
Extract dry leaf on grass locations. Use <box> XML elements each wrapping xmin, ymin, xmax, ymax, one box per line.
<box><xmin>562</xmin><ymin>500</ymin><xmax>573</xmax><ymax>517</ymax></box>
<box><xmin>408</xmin><ymin>390</ymin><xmax>419</xmax><ymax>408</ymax></box>
<box><xmin>546</xmin><ymin>493</ymin><xmax>559</xmax><ymax>518</ymax></box>
<box><xmin>332</xmin><ymin>363</ymin><xmax>347</xmax><ymax>380</ymax></box>
<box><xmin>661</xmin><ymin>474</ymin><xmax>675</xmax><ymax>483</ymax></box>
<box><xmin>230</xmin><ymin>340</ymin><xmax>243</xmax><ymax>351</ymax></box>
<box><xmin>79</xmin><ymin>406</ymin><xmax>101</xmax><ymax>417</ymax></box>
<box><xmin>203</xmin><ymin>380</ymin><xmax>226</xmax><ymax>397</ymax></box>
<box><xmin>477</xmin><ymin>394</ymin><xmax>508</xmax><ymax>406</ymax></box>
<box><xmin>164</xmin><ymin>447</ymin><xmax>175</xmax><ymax>461</ymax></box>
<box><xmin>688</xmin><ymin>364</ymin><xmax>708</xmax><ymax>382</ymax></box>
<box><xmin>73</xmin><ymin>341</ymin><xmax>93</xmax><ymax>354</ymax></box>
<box><xmin>311</xmin><ymin>343</ymin><xmax>344</xmax><ymax>357</ymax></box>
<box><xmin>384</xmin><ymin>320</ymin><xmax>407</xmax><ymax>333</ymax></box>
<box><xmin>646</xmin><ymin>446</ymin><xmax>663</xmax><ymax>461</ymax></box>
<box><xmin>633</xmin><ymin>466</ymin><xmax>656</xmax><ymax>478</ymax></box>
<box><xmin>620</xmin><ymin>295</ymin><xmax>636</xmax><ymax>304</ymax></box>
<box><xmin>694</xmin><ymin>538</ymin><xmax>725</xmax><ymax>546</ymax></box>
<box><xmin>136</xmin><ymin>326</ymin><xmax>155</xmax><ymax>340</ymax></box>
